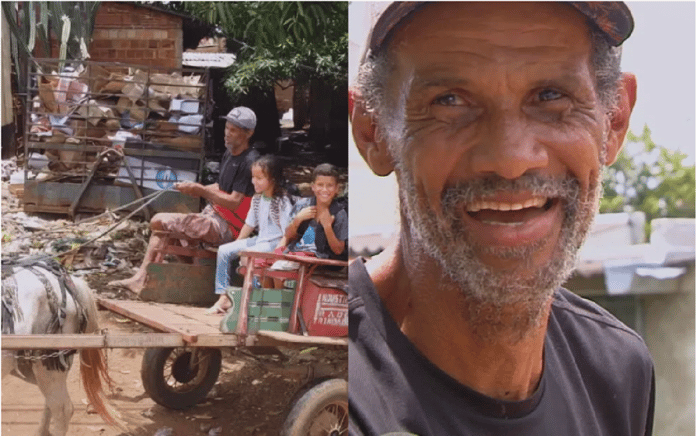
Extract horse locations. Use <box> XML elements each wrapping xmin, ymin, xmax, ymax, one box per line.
<box><xmin>2</xmin><ymin>255</ymin><xmax>120</xmax><ymax>436</ymax></box>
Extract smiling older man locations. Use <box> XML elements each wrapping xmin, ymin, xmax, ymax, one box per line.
<box><xmin>349</xmin><ymin>2</ymin><xmax>654</xmax><ymax>435</ymax></box>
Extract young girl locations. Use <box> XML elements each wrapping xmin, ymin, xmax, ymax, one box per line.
<box><xmin>208</xmin><ymin>155</ymin><xmax>293</xmax><ymax>314</ymax></box>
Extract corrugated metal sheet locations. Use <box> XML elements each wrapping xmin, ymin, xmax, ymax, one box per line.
<box><xmin>182</xmin><ymin>52</ymin><xmax>236</xmax><ymax>68</ymax></box>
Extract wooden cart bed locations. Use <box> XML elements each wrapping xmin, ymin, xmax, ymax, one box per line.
<box><xmin>97</xmin><ymin>298</ymin><xmax>347</xmax><ymax>348</ymax></box>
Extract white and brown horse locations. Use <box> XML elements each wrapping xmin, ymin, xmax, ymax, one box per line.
<box><xmin>2</xmin><ymin>256</ymin><xmax>120</xmax><ymax>435</ymax></box>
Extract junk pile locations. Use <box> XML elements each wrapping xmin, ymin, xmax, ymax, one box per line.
<box><xmin>2</xmin><ymin>169</ymin><xmax>148</xmax><ymax>298</ymax></box>
<box><xmin>21</xmin><ymin>60</ymin><xmax>209</xmax><ymax>216</ymax></box>
<box><xmin>30</xmin><ymin>62</ymin><xmax>206</xmax><ymax>155</ymax></box>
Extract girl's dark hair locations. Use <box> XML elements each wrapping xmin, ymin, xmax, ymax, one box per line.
<box><xmin>252</xmin><ymin>155</ymin><xmax>285</xmax><ymax>198</ymax></box>
<box><xmin>251</xmin><ymin>154</ymin><xmax>292</xmax><ymax>228</ymax></box>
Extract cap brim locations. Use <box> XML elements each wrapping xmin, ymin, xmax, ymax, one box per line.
<box><xmin>364</xmin><ymin>1</ymin><xmax>633</xmax><ymax>60</ymax></box>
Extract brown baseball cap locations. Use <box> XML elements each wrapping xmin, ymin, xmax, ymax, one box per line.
<box><xmin>365</xmin><ymin>2</ymin><xmax>634</xmax><ymax>59</ymax></box>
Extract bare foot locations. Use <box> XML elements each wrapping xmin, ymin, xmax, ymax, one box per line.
<box><xmin>206</xmin><ymin>295</ymin><xmax>232</xmax><ymax>315</ymax></box>
<box><xmin>108</xmin><ymin>275</ymin><xmax>146</xmax><ymax>295</ymax></box>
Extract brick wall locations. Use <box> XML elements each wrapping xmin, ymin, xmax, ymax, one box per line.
<box><xmin>89</xmin><ymin>3</ymin><xmax>183</xmax><ymax>69</ymax></box>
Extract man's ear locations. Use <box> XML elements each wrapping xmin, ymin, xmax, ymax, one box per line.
<box><xmin>351</xmin><ymin>98</ymin><xmax>395</xmax><ymax>176</ymax></box>
<box><xmin>604</xmin><ymin>73</ymin><xmax>637</xmax><ymax>165</ymax></box>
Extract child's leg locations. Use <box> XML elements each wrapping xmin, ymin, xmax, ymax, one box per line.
<box><xmin>208</xmin><ymin>238</ymin><xmax>258</xmax><ymax>314</ymax></box>
<box><xmin>215</xmin><ymin>237</ymin><xmax>257</xmax><ymax>295</ymax></box>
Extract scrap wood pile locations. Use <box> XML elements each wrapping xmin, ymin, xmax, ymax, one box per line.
<box><xmin>26</xmin><ymin>60</ymin><xmax>207</xmax><ymax>179</ymax></box>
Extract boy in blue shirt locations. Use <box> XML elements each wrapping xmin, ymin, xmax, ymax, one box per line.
<box><xmin>272</xmin><ymin>163</ymin><xmax>347</xmax><ymax>271</ymax></box>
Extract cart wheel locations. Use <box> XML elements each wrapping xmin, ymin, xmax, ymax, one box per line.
<box><xmin>281</xmin><ymin>378</ymin><xmax>348</xmax><ymax>436</ymax></box>
<box><xmin>141</xmin><ymin>347</ymin><xmax>222</xmax><ymax>410</ymax></box>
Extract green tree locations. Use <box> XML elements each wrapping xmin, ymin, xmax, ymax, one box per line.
<box><xmin>177</xmin><ymin>2</ymin><xmax>347</xmax><ymax>97</ymax></box>
<box><xmin>601</xmin><ymin>125</ymin><xmax>696</xmax><ymax>224</ymax></box>
<box><xmin>173</xmin><ymin>1</ymin><xmax>348</xmax><ymax>157</ymax></box>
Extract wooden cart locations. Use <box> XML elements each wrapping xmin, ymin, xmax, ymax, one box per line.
<box><xmin>3</xmin><ymin>251</ymin><xmax>349</xmax><ymax>435</ymax></box>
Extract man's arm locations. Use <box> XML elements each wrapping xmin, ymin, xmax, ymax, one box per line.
<box><xmin>175</xmin><ymin>182</ymin><xmax>245</xmax><ymax>211</ymax></box>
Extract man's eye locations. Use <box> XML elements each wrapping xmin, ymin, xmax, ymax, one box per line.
<box><xmin>538</xmin><ymin>89</ymin><xmax>564</xmax><ymax>102</ymax></box>
<box><xmin>433</xmin><ymin>94</ymin><xmax>466</xmax><ymax>106</ymax></box>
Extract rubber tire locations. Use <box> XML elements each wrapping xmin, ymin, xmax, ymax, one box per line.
<box><xmin>141</xmin><ymin>347</ymin><xmax>222</xmax><ymax>410</ymax></box>
<box><xmin>281</xmin><ymin>378</ymin><xmax>348</xmax><ymax>436</ymax></box>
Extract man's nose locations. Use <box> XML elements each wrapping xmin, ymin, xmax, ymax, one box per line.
<box><xmin>468</xmin><ymin>111</ymin><xmax>548</xmax><ymax>179</ymax></box>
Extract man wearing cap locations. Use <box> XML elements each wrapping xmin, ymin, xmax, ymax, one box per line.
<box><xmin>349</xmin><ymin>2</ymin><xmax>654</xmax><ymax>435</ymax></box>
<box><xmin>110</xmin><ymin>107</ymin><xmax>260</xmax><ymax>294</ymax></box>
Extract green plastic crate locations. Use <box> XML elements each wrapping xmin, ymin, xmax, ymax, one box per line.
<box><xmin>220</xmin><ymin>287</ymin><xmax>293</xmax><ymax>333</ymax></box>
<box><xmin>246</xmin><ymin>316</ymin><xmax>291</xmax><ymax>332</ymax></box>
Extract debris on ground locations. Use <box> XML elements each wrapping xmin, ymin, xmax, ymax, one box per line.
<box><xmin>2</xmin><ymin>169</ymin><xmax>149</xmax><ymax>297</ymax></box>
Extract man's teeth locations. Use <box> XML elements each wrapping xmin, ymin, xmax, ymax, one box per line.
<box><xmin>465</xmin><ymin>197</ymin><xmax>547</xmax><ymax>213</ymax></box>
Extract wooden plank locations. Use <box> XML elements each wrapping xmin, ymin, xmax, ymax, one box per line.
<box><xmin>255</xmin><ymin>331</ymin><xmax>348</xmax><ymax>348</ymax></box>
<box><xmin>156</xmin><ymin>244</ymin><xmax>217</xmax><ymax>260</ymax></box>
<box><xmin>141</xmin><ymin>263</ymin><xmax>217</xmax><ymax>305</ymax></box>
<box><xmin>98</xmin><ymin>298</ymin><xmax>223</xmax><ymax>343</ymax></box>
<box><xmin>235</xmin><ymin>259</ymin><xmax>256</xmax><ymax>337</ymax></box>
<box><xmin>105</xmin><ymin>333</ymin><xmax>185</xmax><ymax>348</ymax></box>
<box><xmin>194</xmin><ymin>334</ymin><xmax>239</xmax><ymax>347</ymax></box>
<box><xmin>2</xmin><ymin>334</ymin><xmax>103</xmax><ymax>349</ymax></box>
<box><xmin>239</xmin><ymin>250</ymin><xmax>348</xmax><ymax>268</ymax></box>
<box><xmin>289</xmin><ymin>264</ymin><xmax>309</xmax><ymax>334</ymax></box>
<box><xmin>1</xmin><ymin>333</ymin><xmax>185</xmax><ymax>349</ymax></box>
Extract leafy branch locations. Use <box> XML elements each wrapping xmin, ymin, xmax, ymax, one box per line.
<box><xmin>601</xmin><ymin>124</ymin><xmax>695</xmax><ymax>225</ymax></box>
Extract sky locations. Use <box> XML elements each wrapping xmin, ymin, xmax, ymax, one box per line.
<box><xmin>348</xmin><ymin>1</ymin><xmax>696</xmax><ymax>240</ymax></box>
<box><xmin>621</xmin><ymin>1</ymin><xmax>695</xmax><ymax>165</ymax></box>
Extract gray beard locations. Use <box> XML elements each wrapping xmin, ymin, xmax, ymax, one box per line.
<box><xmin>398</xmin><ymin>170</ymin><xmax>601</xmax><ymax>342</ymax></box>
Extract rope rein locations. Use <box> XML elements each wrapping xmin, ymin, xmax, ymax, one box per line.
<box><xmin>55</xmin><ymin>187</ymin><xmax>173</xmax><ymax>258</ymax></box>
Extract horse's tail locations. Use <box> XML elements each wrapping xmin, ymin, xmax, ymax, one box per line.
<box><xmin>72</xmin><ymin>278</ymin><xmax>123</xmax><ymax>429</ymax></box>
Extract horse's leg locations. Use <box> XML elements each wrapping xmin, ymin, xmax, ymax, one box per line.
<box><xmin>2</xmin><ymin>353</ymin><xmax>16</xmax><ymax>380</ymax></box>
<box><xmin>32</xmin><ymin>362</ymin><xmax>73</xmax><ymax>436</ymax></box>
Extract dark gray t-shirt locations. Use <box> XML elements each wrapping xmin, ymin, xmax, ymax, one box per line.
<box><xmin>218</xmin><ymin>147</ymin><xmax>259</xmax><ymax>197</ymax></box>
<box><xmin>348</xmin><ymin>259</ymin><xmax>655</xmax><ymax>436</ymax></box>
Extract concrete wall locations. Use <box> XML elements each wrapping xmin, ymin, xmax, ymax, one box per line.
<box><xmin>643</xmin><ymin>266</ymin><xmax>695</xmax><ymax>436</ymax></box>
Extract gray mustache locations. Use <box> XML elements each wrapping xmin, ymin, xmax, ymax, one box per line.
<box><xmin>441</xmin><ymin>174</ymin><xmax>581</xmax><ymax>211</ymax></box>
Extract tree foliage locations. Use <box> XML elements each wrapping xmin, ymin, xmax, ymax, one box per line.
<box><xmin>175</xmin><ymin>2</ymin><xmax>347</xmax><ymax>98</ymax></box>
<box><xmin>601</xmin><ymin>125</ymin><xmax>695</xmax><ymax>222</ymax></box>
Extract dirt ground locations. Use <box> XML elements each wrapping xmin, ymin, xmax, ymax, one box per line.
<box><xmin>2</xmin><ymin>301</ymin><xmax>347</xmax><ymax>436</ymax></box>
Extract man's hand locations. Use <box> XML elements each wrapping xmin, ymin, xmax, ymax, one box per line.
<box><xmin>175</xmin><ymin>181</ymin><xmax>203</xmax><ymax>197</ymax></box>
<box><xmin>317</xmin><ymin>208</ymin><xmax>335</xmax><ymax>229</ymax></box>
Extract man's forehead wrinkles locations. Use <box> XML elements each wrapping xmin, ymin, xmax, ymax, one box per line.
<box><xmin>410</xmin><ymin>76</ymin><xmax>473</xmax><ymax>91</ymax></box>
<box><xmin>405</xmin><ymin>67</ymin><xmax>591</xmax><ymax>95</ymax></box>
<box><xmin>398</xmin><ymin>38</ymin><xmax>582</xmax><ymax>54</ymax></box>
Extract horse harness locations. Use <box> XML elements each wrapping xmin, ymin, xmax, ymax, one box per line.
<box><xmin>2</xmin><ymin>255</ymin><xmax>87</xmax><ymax>373</ymax></box>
